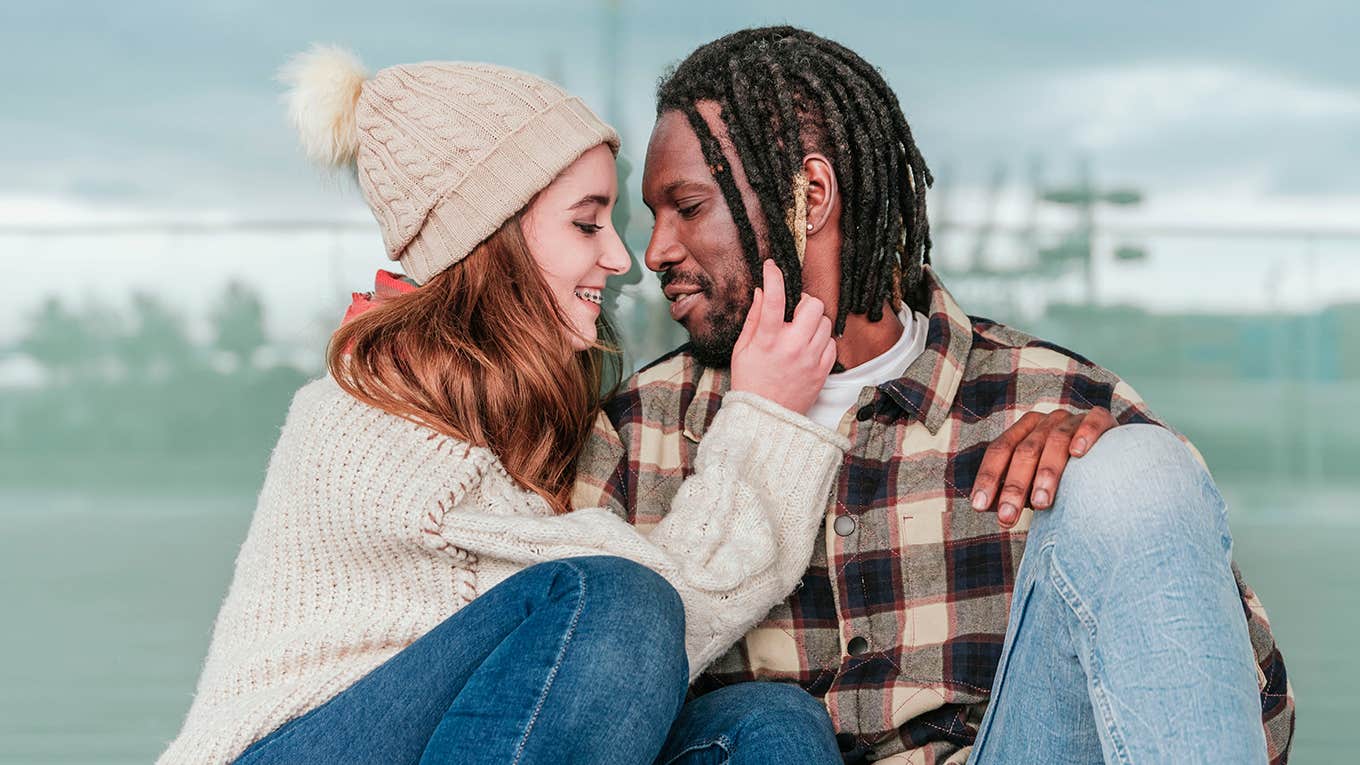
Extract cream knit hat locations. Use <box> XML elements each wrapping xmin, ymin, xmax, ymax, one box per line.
<box><xmin>280</xmin><ymin>45</ymin><xmax>620</xmax><ymax>284</ymax></box>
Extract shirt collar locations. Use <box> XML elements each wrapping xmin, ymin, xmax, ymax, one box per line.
<box><xmin>880</xmin><ymin>267</ymin><xmax>973</xmax><ymax>434</ymax></box>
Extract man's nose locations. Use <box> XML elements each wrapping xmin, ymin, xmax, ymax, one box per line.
<box><xmin>643</xmin><ymin>222</ymin><xmax>685</xmax><ymax>273</ymax></box>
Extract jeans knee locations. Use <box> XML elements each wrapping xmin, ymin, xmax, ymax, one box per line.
<box><xmin>1042</xmin><ymin>424</ymin><xmax>1226</xmax><ymax>555</ymax></box>
<box><xmin>719</xmin><ymin>682</ymin><xmax>834</xmax><ymax>740</ymax></box>
<box><xmin>1063</xmin><ymin>425</ymin><xmax>1199</xmax><ymax>492</ymax></box>
<box><xmin>569</xmin><ymin>555</ymin><xmax>683</xmax><ymax>618</ymax></box>
<box><xmin>742</xmin><ymin>684</ymin><xmax>836</xmax><ymax>758</ymax></box>
<box><xmin>561</xmin><ymin>556</ymin><xmax>688</xmax><ymax>669</ymax></box>
<box><xmin>756</xmin><ymin>683</ymin><xmax>832</xmax><ymax>726</ymax></box>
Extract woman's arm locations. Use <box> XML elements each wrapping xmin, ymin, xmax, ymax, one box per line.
<box><xmin>428</xmin><ymin>391</ymin><xmax>847</xmax><ymax>679</ymax></box>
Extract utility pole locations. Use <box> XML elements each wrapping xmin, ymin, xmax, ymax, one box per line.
<box><xmin>1037</xmin><ymin>158</ymin><xmax>1144</xmax><ymax>305</ymax></box>
<box><xmin>968</xmin><ymin>162</ymin><xmax>1007</xmax><ymax>275</ymax></box>
<box><xmin>602</xmin><ymin>0</ymin><xmax>623</xmax><ymax>133</ymax></box>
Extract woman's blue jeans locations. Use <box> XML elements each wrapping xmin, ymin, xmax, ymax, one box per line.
<box><xmin>232</xmin><ymin>555</ymin><xmax>841</xmax><ymax>764</ymax></box>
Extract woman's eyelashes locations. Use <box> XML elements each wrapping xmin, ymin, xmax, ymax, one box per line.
<box><xmin>574</xmin><ymin>221</ymin><xmax>604</xmax><ymax>235</ymax></box>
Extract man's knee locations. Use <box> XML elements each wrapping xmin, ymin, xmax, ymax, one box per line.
<box><xmin>745</xmin><ymin>682</ymin><xmax>830</xmax><ymax>724</ymax></box>
<box><xmin>1042</xmin><ymin>424</ymin><xmax>1226</xmax><ymax>555</ymax></box>
<box><xmin>706</xmin><ymin>683</ymin><xmax>835</xmax><ymax>742</ymax></box>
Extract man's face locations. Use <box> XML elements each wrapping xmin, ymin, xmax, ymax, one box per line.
<box><xmin>640</xmin><ymin>108</ymin><xmax>759</xmax><ymax>368</ymax></box>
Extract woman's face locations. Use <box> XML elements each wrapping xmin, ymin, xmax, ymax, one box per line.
<box><xmin>521</xmin><ymin>144</ymin><xmax>631</xmax><ymax>351</ymax></box>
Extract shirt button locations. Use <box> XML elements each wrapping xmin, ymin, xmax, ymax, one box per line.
<box><xmin>834</xmin><ymin>514</ymin><xmax>857</xmax><ymax>536</ymax></box>
<box><xmin>847</xmin><ymin>635</ymin><xmax>870</xmax><ymax>656</ymax></box>
<box><xmin>836</xmin><ymin>732</ymin><xmax>858</xmax><ymax>752</ymax></box>
<box><xmin>856</xmin><ymin>404</ymin><xmax>875</xmax><ymax>421</ymax></box>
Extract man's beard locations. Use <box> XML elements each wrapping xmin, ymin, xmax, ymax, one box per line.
<box><xmin>689</xmin><ymin>296</ymin><xmax>746</xmax><ymax>368</ymax></box>
<box><xmin>660</xmin><ymin>270</ymin><xmax>749</xmax><ymax>369</ymax></box>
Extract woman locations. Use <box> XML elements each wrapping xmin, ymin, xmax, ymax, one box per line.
<box><xmin>157</xmin><ymin>46</ymin><xmax>848</xmax><ymax>764</ymax></box>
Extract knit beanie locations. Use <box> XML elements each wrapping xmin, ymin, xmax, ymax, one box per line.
<box><xmin>279</xmin><ymin>45</ymin><xmax>620</xmax><ymax>284</ymax></box>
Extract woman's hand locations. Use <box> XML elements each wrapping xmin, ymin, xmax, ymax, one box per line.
<box><xmin>730</xmin><ymin>259</ymin><xmax>837</xmax><ymax>415</ymax></box>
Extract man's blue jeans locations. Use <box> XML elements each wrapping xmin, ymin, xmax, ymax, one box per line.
<box><xmin>232</xmin><ymin>555</ymin><xmax>841</xmax><ymax>764</ymax></box>
<box><xmin>970</xmin><ymin>424</ymin><xmax>1268</xmax><ymax>763</ymax></box>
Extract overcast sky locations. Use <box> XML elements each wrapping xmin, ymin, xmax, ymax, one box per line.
<box><xmin>3</xmin><ymin>0</ymin><xmax>1357</xmax><ymax>217</ymax></box>
<box><xmin>1</xmin><ymin>1</ymin><xmax>1357</xmax><ymax>349</ymax></box>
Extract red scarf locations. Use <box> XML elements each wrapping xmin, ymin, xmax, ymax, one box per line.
<box><xmin>341</xmin><ymin>270</ymin><xmax>419</xmax><ymax>326</ymax></box>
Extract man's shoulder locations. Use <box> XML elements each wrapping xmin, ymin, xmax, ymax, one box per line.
<box><xmin>959</xmin><ymin>314</ymin><xmax>1163</xmax><ymax>423</ymax></box>
<box><xmin>966</xmin><ymin>314</ymin><xmax>1106</xmax><ymax>376</ymax></box>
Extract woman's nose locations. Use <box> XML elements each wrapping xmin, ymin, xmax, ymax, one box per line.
<box><xmin>600</xmin><ymin>229</ymin><xmax>632</xmax><ymax>275</ymax></box>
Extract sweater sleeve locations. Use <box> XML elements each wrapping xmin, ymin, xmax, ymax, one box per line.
<box><xmin>426</xmin><ymin>391</ymin><xmax>849</xmax><ymax>679</ymax></box>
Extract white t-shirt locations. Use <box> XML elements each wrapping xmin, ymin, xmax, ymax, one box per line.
<box><xmin>805</xmin><ymin>306</ymin><xmax>929</xmax><ymax>432</ymax></box>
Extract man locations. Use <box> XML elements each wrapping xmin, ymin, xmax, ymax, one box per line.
<box><xmin>574</xmin><ymin>27</ymin><xmax>1294</xmax><ymax>764</ymax></box>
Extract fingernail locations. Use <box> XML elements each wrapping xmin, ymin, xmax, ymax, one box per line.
<box><xmin>971</xmin><ymin>491</ymin><xmax>988</xmax><ymax>510</ymax></box>
<box><xmin>1033</xmin><ymin>489</ymin><xmax>1049</xmax><ymax>507</ymax></box>
<box><xmin>1073</xmin><ymin>438</ymin><xmax>1088</xmax><ymax>455</ymax></box>
<box><xmin>999</xmin><ymin>503</ymin><xmax>1016</xmax><ymax>522</ymax></box>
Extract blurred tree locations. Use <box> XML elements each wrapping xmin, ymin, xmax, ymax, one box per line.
<box><xmin>19</xmin><ymin>297</ymin><xmax>92</xmax><ymax>384</ymax></box>
<box><xmin>120</xmin><ymin>292</ymin><xmax>196</xmax><ymax>379</ymax></box>
<box><xmin>80</xmin><ymin>297</ymin><xmax>127</xmax><ymax>380</ymax></box>
<box><xmin>210</xmin><ymin>280</ymin><xmax>267</xmax><ymax>373</ymax></box>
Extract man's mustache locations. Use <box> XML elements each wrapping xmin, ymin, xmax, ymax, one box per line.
<box><xmin>658</xmin><ymin>270</ymin><xmax>714</xmax><ymax>294</ymax></box>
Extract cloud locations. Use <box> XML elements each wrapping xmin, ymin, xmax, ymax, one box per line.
<box><xmin>921</xmin><ymin>58</ymin><xmax>1360</xmax><ymax>210</ymax></box>
<box><xmin>1036</xmin><ymin>63</ymin><xmax>1360</xmax><ymax>151</ymax></box>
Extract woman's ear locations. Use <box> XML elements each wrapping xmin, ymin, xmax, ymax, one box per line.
<box><xmin>802</xmin><ymin>153</ymin><xmax>838</xmax><ymax>236</ymax></box>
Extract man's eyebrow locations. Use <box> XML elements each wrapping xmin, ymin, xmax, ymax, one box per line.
<box><xmin>568</xmin><ymin>194</ymin><xmax>611</xmax><ymax>211</ymax></box>
<box><xmin>662</xmin><ymin>180</ymin><xmax>711</xmax><ymax>197</ymax></box>
<box><xmin>642</xmin><ymin>179</ymin><xmax>712</xmax><ymax>213</ymax></box>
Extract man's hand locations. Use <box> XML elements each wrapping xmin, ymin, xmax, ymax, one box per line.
<box><xmin>730</xmin><ymin>259</ymin><xmax>837</xmax><ymax>415</ymax></box>
<box><xmin>969</xmin><ymin>408</ymin><xmax>1118</xmax><ymax>528</ymax></box>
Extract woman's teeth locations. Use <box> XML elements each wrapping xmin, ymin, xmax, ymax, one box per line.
<box><xmin>574</xmin><ymin>288</ymin><xmax>602</xmax><ymax>305</ymax></box>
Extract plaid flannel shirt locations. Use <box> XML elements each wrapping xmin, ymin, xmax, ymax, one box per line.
<box><xmin>572</xmin><ymin>268</ymin><xmax>1294</xmax><ymax>763</ymax></box>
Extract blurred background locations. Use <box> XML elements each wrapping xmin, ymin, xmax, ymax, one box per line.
<box><xmin>1</xmin><ymin>1</ymin><xmax>1355</xmax><ymax>762</ymax></box>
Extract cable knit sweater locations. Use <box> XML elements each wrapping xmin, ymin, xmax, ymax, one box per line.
<box><xmin>156</xmin><ymin>376</ymin><xmax>849</xmax><ymax>764</ymax></box>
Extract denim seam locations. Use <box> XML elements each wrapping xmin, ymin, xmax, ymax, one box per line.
<box><xmin>1048</xmin><ymin>545</ymin><xmax>1133</xmax><ymax>765</ymax></box>
<box><xmin>510</xmin><ymin>560</ymin><xmax>589</xmax><ymax>765</ymax></box>
<box><xmin>659</xmin><ymin>734</ymin><xmax>732</xmax><ymax>765</ymax></box>
<box><xmin>968</xmin><ymin>543</ymin><xmax>1044</xmax><ymax>764</ymax></box>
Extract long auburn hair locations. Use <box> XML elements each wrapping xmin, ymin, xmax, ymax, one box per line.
<box><xmin>328</xmin><ymin>214</ymin><xmax>621</xmax><ymax>514</ymax></box>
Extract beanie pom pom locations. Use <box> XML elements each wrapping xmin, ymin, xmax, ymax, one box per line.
<box><xmin>278</xmin><ymin>44</ymin><xmax>368</xmax><ymax>168</ymax></box>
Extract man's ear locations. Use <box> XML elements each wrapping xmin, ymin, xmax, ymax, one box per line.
<box><xmin>802</xmin><ymin>153</ymin><xmax>838</xmax><ymax>236</ymax></box>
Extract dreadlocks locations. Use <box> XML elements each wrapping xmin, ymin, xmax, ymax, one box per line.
<box><xmin>656</xmin><ymin>26</ymin><xmax>934</xmax><ymax>332</ymax></box>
